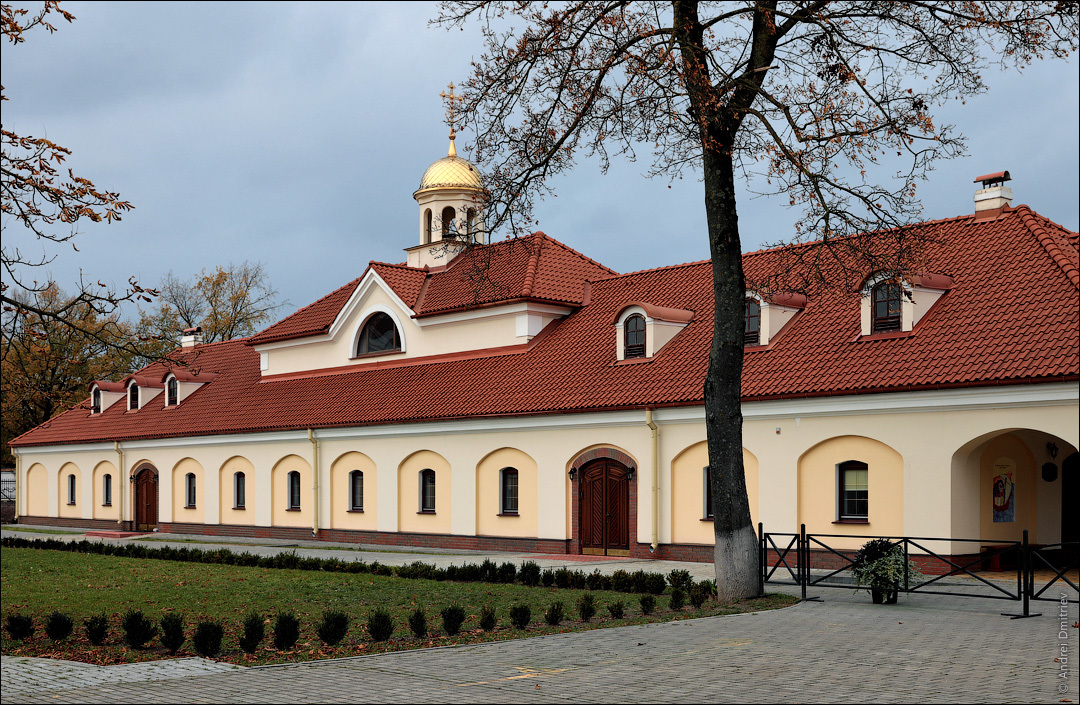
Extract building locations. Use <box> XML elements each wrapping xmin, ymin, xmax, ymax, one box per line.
<box><xmin>9</xmin><ymin>145</ymin><xmax>1079</xmax><ymax>562</ymax></box>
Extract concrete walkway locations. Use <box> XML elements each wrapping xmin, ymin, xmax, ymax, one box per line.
<box><xmin>2</xmin><ymin>525</ymin><xmax>1076</xmax><ymax>703</ymax></box>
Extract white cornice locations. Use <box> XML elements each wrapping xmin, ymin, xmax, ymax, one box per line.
<box><xmin>415</xmin><ymin>302</ymin><xmax>573</xmax><ymax>328</ymax></box>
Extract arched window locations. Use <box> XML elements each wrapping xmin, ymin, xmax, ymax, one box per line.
<box><xmin>103</xmin><ymin>474</ymin><xmax>113</xmax><ymax>506</ymax></box>
<box><xmin>419</xmin><ymin>469</ymin><xmax>436</xmax><ymax>513</ymax></box>
<box><xmin>128</xmin><ymin>383</ymin><xmax>139</xmax><ymax>410</ymax></box>
<box><xmin>234</xmin><ymin>471</ymin><xmax>246</xmax><ymax>509</ymax></box>
<box><xmin>838</xmin><ymin>460</ymin><xmax>869</xmax><ymax>520</ymax></box>
<box><xmin>744</xmin><ymin>298</ymin><xmax>761</xmax><ymax>346</ymax></box>
<box><xmin>185</xmin><ymin>473</ymin><xmax>197</xmax><ymax>508</ymax></box>
<box><xmin>67</xmin><ymin>474</ymin><xmax>77</xmax><ymax>505</ymax></box>
<box><xmin>424</xmin><ymin>208</ymin><xmax>433</xmax><ymax>244</ymax></box>
<box><xmin>287</xmin><ymin>471</ymin><xmax>301</xmax><ymax>510</ymax></box>
<box><xmin>441</xmin><ymin>206</ymin><xmax>456</xmax><ymax>238</ymax></box>
<box><xmin>871</xmin><ymin>281</ymin><xmax>902</xmax><ymax>333</ymax></box>
<box><xmin>466</xmin><ymin>208</ymin><xmax>476</xmax><ymax>239</ymax></box>
<box><xmin>624</xmin><ymin>314</ymin><xmax>646</xmax><ymax>358</ymax></box>
<box><xmin>349</xmin><ymin>470</ymin><xmax>364</xmax><ymax>511</ymax></box>
<box><xmin>357</xmin><ymin>313</ymin><xmax>401</xmax><ymax>355</ymax></box>
<box><xmin>500</xmin><ymin>467</ymin><xmax>519</xmax><ymax>515</ymax></box>
<box><xmin>703</xmin><ymin>466</ymin><xmax>713</xmax><ymax>519</ymax></box>
<box><xmin>91</xmin><ymin>388</ymin><xmax>102</xmax><ymax>414</ymax></box>
<box><xmin>166</xmin><ymin>377</ymin><xmax>178</xmax><ymax>406</ymax></box>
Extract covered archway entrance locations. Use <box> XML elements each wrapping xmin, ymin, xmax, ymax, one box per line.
<box><xmin>134</xmin><ymin>466</ymin><xmax>158</xmax><ymax>531</ymax></box>
<box><xmin>580</xmin><ymin>458</ymin><xmax>630</xmax><ymax>556</ymax></box>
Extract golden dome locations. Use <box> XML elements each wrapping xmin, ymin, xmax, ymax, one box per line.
<box><xmin>414</xmin><ymin>138</ymin><xmax>486</xmax><ymax>196</ymax></box>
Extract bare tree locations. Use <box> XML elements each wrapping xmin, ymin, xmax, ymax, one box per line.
<box><xmin>435</xmin><ymin>1</ymin><xmax>1078</xmax><ymax>600</ymax></box>
<box><xmin>1</xmin><ymin>2</ymin><xmax>153</xmax><ymax>361</ymax></box>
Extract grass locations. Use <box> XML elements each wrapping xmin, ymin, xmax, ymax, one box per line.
<box><xmin>1</xmin><ymin>546</ymin><xmax>795</xmax><ymax>666</ymax></box>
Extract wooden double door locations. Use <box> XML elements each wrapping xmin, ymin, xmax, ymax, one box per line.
<box><xmin>580</xmin><ymin>459</ymin><xmax>630</xmax><ymax>556</ymax></box>
<box><xmin>135</xmin><ymin>468</ymin><xmax>158</xmax><ymax>531</ymax></box>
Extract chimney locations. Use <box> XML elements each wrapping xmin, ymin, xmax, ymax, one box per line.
<box><xmin>973</xmin><ymin>171</ymin><xmax>1012</xmax><ymax>212</ymax></box>
<box><xmin>180</xmin><ymin>326</ymin><xmax>204</xmax><ymax>348</ymax></box>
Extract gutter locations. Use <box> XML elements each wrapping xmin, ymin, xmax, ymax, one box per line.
<box><xmin>308</xmin><ymin>429</ymin><xmax>320</xmax><ymax>537</ymax></box>
<box><xmin>115</xmin><ymin>442</ymin><xmax>124</xmax><ymax>527</ymax></box>
<box><xmin>645</xmin><ymin>408</ymin><xmax>659</xmax><ymax>552</ymax></box>
<box><xmin>13</xmin><ymin>452</ymin><xmax>20</xmax><ymax>522</ymax></box>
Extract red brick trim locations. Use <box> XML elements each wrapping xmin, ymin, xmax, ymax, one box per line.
<box><xmin>570</xmin><ymin>447</ymin><xmax>636</xmax><ymax>470</ymax></box>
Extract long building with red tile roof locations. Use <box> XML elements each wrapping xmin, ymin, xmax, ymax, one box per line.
<box><xmin>9</xmin><ymin>151</ymin><xmax>1078</xmax><ymax>562</ymax></box>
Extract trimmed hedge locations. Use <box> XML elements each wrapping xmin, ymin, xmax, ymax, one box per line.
<box><xmin>1</xmin><ymin>537</ymin><xmax>669</xmax><ymax>595</ymax></box>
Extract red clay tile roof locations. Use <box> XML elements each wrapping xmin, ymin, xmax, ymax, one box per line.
<box><xmin>11</xmin><ymin>205</ymin><xmax>1078</xmax><ymax>448</ymax></box>
<box><xmin>247</xmin><ymin>276</ymin><xmax>362</xmax><ymax>345</ymax></box>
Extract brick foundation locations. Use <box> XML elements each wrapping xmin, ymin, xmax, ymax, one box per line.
<box><xmin>16</xmin><ymin>515</ymin><xmax>128</xmax><ymax>531</ymax></box>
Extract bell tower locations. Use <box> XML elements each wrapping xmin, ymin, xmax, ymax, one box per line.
<box><xmin>407</xmin><ymin>83</ymin><xmax>488</xmax><ymax>268</ymax></box>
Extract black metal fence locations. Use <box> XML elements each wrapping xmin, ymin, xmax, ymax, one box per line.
<box><xmin>760</xmin><ymin>524</ymin><xmax>1078</xmax><ymax>619</ymax></box>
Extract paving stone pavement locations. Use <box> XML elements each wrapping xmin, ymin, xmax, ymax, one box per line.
<box><xmin>2</xmin><ymin>590</ymin><xmax>1075</xmax><ymax>704</ymax></box>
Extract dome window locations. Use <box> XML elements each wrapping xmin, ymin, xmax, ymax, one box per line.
<box><xmin>357</xmin><ymin>312</ymin><xmax>402</xmax><ymax>355</ymax></box>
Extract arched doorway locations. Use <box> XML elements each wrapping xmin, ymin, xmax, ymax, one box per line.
<box><xmin>134</xmin><ymin>466</ymin><xmax>158</xmax><ymax>531</ymax></box>
<box><xmin>1063</xmin><ymin>452</ymin><xmax>1079</xmax><ymax>544</ymax></box>
<box><xmin>579</xmin><ymin>458</ymin><xmax>630</xmax><ymax>556</ymax></box>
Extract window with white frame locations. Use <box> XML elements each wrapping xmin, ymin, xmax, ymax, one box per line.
<box><xmin>838</xmin><ymin>460</ymin><xmax>869</xmax><ymax>521</ymax></box>
<box><xmin>67</xmin><ymin>474</ymin><xmax>77</xmax><ymax>505</ymax></box>
<box><xmin>419</xmin><ymin>469</ymin><xmax>436</xmax><ymax>513</ymax></box>
<box><xmin>500</xmin><ymin>467</ymin><xmax>519</xmax><ymax>515</ymax></box>
<box><xmin>234</xmin><ymin>471</ymin><xmax>246</xmax><ymax>509</ymax></box>
<box><xmin>287</xmin><ymin>471</ymin><xmax>301</xmax><ymax>510</ymax></box>
<box><xmin>103</xmin><ymin>474</ymin><xmax>112</xmax><ymax>506</ymax></box>
<box><xmin>349</xmin><ymin>470</ymin><xmax>364</xmax><ymax>511</ymax></box>
<box><xmin>185</xmin><ymin>473</ymin><xmax>197</xmax><ymax>508</ymax></box>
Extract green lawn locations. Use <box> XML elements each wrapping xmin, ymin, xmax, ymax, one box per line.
<box><xmin>1</xmin><ymin>546</ymin><xmax>795</xmax><ymax>666</ymax></box>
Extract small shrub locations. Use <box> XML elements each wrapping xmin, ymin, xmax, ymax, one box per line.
<box><xmin>585</xmin><ymin>569</ymin><xmax>605</xmax><ymax>591</ymax></box>
<box><xmin>317</xmin><ymin>610</ymin><xmax>350</xmax><ymax>646</ymax></box>
<box><xmin>441</xmin><ymin>605</ymin><xmax>466</xmax><ymax>636</ymax></box>
<box><xmin>669</xmin><ymin>588</ymin><xmax>686</xmax><ymax>610</ymax></box>
<box><xmin>239</xmin><ymin>612</ymin><xmax>264</xmax><ymax>654</ymax></box>
<box><xmin>496</xmin><ymin>562</ymin><xmax>517</xmax><ymax>584</ymax></box>
<box><xmin>5</xmin><ymin>613</ymin><xmax>34</xmax><ymax>640</ymax></box>
<box><xmin>519</xmin><ymin>561</ymin><xmax>541</xmax><ymax>586</ymax></box>
<box><xmin>544</xmin><ymin>601</ymin><xmax>564</xmax><ymax>626</ymax></box>
<box><xmin>667</xmin><ymin>569</ymin><xmax>692</xmax><ymax>590</ymax></box>
<box><xmin>554</xmin><ymin>567</ymin><xmax>572</xmax><ymax>589</ymax></box>
<box><xmin>568</xmin><ymin>570</ymin><xmax>587</xmax><ymax>589</ymax></box>
<box><xmin>479</xmin><ymin>605</ymin><xmax>497</xmax><ymax>631</ymax></box>
<box><xmin>509</xmin><ymin>604</ymin><xmax>531</xmax><ymax>629</ymax></box>
<box><xmin>639</xmin><ymin>594</ymin><xmax>656</xmax><ymax>616</ymax></box>
<box><xmin>697</xmin><ymin>579</ymin><xmax>717</xmax><ymax>597</ymax></box>
<box><xmin>630</xmin><ymin>570</ymin><xmax>649</xmax><ymax>593</ymax></box>
<box><xmin>479</xmin><ymin>558</ymin><xmax>499</xmax><ymax>582</ymax></box>
<box><xmin>408</xmin><ymin>608</ymin><xmax>427</xmax><ymax>638</ymax></box>
<box><xmin>645</xmin><ymin>573</ymin><xmax>668</xmax><ymax>595</ymax></box>
<box><xmin>273</xmin><ymin>612</ymin><xmax>300</xmax><ymax>651</ymax></box>
<box><xmin>607</xmin><ymin>601</ymin><xmax>625</xmax><ymax>619</ymax></box>
<box><xmin>44</xmin><ymin>612</ymin><xmax>74</xmax><ymax>641</ymax></box>
<box><xmin>85</xmin><ymin>614</ymin><xmax>109</xmax><ymax>645</ymax></box>
<box><xmin>540</xmin><ymin>568</ymin><xmax>556</xmax><ymax>587</ymax></box>
<box><xmin>689</xmin><ymin>584</ymin><xmax>709</xmax><ymax>609</ymax></box>
<box><xmin>121</xmin><ymin>610</ymin><xmax>158</xmax><ymax>648</ymax></box>
<box><xmin>610</xmin><ymin>569</ymin><xmax>632</xmax><ymax>593</ymax></box>
<box><xmin>160</xmin><ymin>613</ymin><xmax>185</xmax><ymax>654</ymax></box>
<box><xmin>192</xmin><ymin>621</ymin><xmax>223</xmax><ymax>658</ymax></box>
<box><xmin>577</xmin><ymin>593</ymin><xmax>596</xmax><ymax>622</ymax></box>
<box><xmin>367</xmin><ymin>609</ymin><xmax>394</xmax><ymax>642</ymax></box>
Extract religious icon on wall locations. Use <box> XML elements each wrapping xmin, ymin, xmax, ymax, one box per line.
<box><xmin>992</xmin><ymin>459</ymin><xmax>1015</xmax><ymax>523</ymax></box>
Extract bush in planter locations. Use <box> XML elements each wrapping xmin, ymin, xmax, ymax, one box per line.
<box><xmin>5</xmin><ymin>613</ymin><xmax>34</xmax><ymax>640</ymax></box>
<box><xmin>239</xmin><ymin>612</ymin><xmax>264</xmax><ymax>654</ymax></box>
<box><xmin>44</xmin><ymin>612</ymin><xmax>74</xmax><ymax>641</ymax></box>
<box><xmin>121</xmin><ymin>610</ymin><xmax>158</xmax><ymax>648</ymax></box>
<box><xmin>192</xmin><ymin>621</ymin><xmax>223</xmax><ymax>658</ymax></box>
<box><xmin>85</xmin><ymin>614</ymin><xmax>109</xmax><ymax>645</ymax></box>
<box><xmin>160</xmin><ymin>613</ymin><xmax>185</xmax><ymax>654</ymax></box>
<box><xmin>851</xmin><ymin>538</ymin><xmax>920</xmax><ymax>604</ymax></box>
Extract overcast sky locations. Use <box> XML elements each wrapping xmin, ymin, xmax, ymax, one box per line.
<box><xmin>3</xmin><ymin>1</ymin><xmax>1078</xmax><ymax>321</ymax></box>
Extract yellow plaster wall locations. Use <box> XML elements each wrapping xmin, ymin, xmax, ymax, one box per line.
<box><xmin>58</xmin><ymin>463</ymin><xmax>81</xmax><ymax>518</ymax></box>
<box><xmin>172</xmin><ymin>458</ymin><xmax>204</xmax><ymax>524</ymax></box>
<box><xmin>271</xmin><ymin>455</ymin><xmax>311</xmax><ymax>528</ymax></box>
<box><xmin>397</xmin><ymin>450</ymin><xmax>451</xmax><ymax>534</ymax></box>
<box><xmin>475</xmin><ymin>448</ymin><xmax>538</xmax><ymax>538</ymax></box>
<box><xmin>797</xmin><ymin>435</ymin><xmax>903</xmax><ymax>546</ymax></box>
<box><xmin>330</xmin><ymin>451</ymin><xmax>377</xmax><ymax>530</ymax></box>
<box><xmin>219</xmin><ymin>456</ymin><xmax>256</xmax><ymax>526</ymax></box>
<box><xmin>670</xmin><ymin>442</ymin><xmax>759</xmax><ymax>545</ymax></box>
<box><xmin>92</xmin><ymin>461</ymin><xmax>119</xmax><ymax>521</ymax></box>
<box><xmin>978</xmin><ymin>433</ymin><xmax>1038</xmax><ymax>543</ymax></box>
<box><xmin>26</xmin><ymin>463</ymin><xmax>48</xmax><ymax>517</ymax></box>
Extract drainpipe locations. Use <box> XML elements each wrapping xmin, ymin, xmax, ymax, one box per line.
<box><xmin>646</xmin><ymin>408</ymin><xmax>659</xmax><ymax>552</ymax></box>
<box><xmin>115</xmin><ymin>442</ymin><xmax>125</xmax><ymax>527</ymax></box>
<box><xmin>13</xmin><ymin>451</ymin><xmax>20</xmax><ymax>522</ymax></box>
<box><xmin>308</xmin><ymin>429</ymin><xmax>320</xmax><ymax>537</ymax></box>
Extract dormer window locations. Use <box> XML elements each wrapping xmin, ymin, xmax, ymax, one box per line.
<box><xmin>357</xmin><ymin>312</ymin><xmax>402</xmax><ymax>355</ymax></box>
<box><xmin>127</xmin><ymin>382</ymin><xmax>139</xmax><ymax>411</ymax></box>
<box><xmin>871</xmin><ymin>281</ymin><xmax>902</xmax><ymax>333</ymax></box>
<box><xmin>624</xmin><ymin>314</ymin><xmax>646</xmax><ymax>358</ymax></box>
<box><xmin>744</xmin><ymin>298</ymin><xmax>761</xmax><ymax>346</ymax></box>
<box><xmin>91</xmin><ymin>388</ymin><xmax>102</xmax><ymax>414</ymax></box>
<box><xmin>166</xmin><ymin>377</ymin><xmax>178</xmax><ymax>406</ymax></box>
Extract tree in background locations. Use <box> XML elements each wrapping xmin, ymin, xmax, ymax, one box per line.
<box><xmin>1</xmin><ymin>284</ymin><xmax>134</xmax><ymax>464</ymax></box>
<box><xmin>1</xmin><ymin>2</ymin><xmax>152</xmax><ymax>361</ymax></box>
<box><xmin>435</xmin><ymin>1</ymin><xmax>1078</xmax><ymax>600</ymax></box>
<box><xmin>136</xmin><ymin>262</ymin><xmax>285</xmax><ymax>350</ymax></box>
